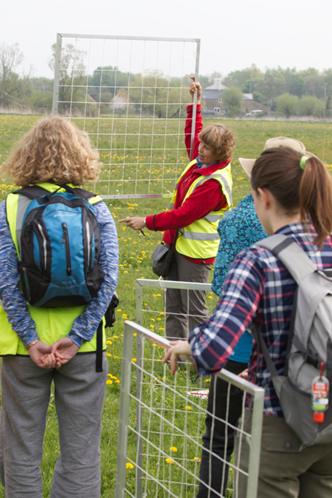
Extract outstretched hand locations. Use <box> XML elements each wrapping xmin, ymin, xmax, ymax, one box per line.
<box><xmin>28</xmin><ymin>341</ymin><xmax>57</xmax><ymax>369</ymax></box>
<box><xmin>118</xmin><ymin>217</ymin><xmax>146</xmax><ymax>230</ymax></box>
<box><xmin>51</xmin><ymin>337</ymin><xmax>80</xmax><ymax>368</ymax></box>
<box><xmin>162</xmin><ymin>340</ymin><xmax>193</xmax><ymax>375</ymax></box>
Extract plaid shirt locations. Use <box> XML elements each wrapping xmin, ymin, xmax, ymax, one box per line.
<box><xmin>189</xmin><ymin>223</ymin><xmax>332</xmax><ymax>416</ymax></box>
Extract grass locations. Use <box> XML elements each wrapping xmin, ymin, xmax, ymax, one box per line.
<box><xmin>0</xmin><ymin>114</ymin><xmax>332</xmax><ymax>496</ymax></box>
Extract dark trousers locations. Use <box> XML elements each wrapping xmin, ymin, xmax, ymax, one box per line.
<box><xmin>197</xmin><ymin>360</ymin><xmax>247</xmax><ymax>498</ymax></box>
<box><xmin>165</xmin><ymin>251</ymin><xmax>211</xmax><ymax>340</ymax></box>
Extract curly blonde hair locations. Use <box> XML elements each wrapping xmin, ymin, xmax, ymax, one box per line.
<box><xmin>3</xmin><ymin>116</ymin><xmax>102</xmax><ymax>187</ymax></box>
<box><xmin>199</xmin><ymin>124</ymin><xmax>235</xmax><ymax>162</ymax></box>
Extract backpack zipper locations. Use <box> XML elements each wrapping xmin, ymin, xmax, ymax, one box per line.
<box><xmin>86</xmin><ymin>221</ymin><xmax>91</xmax><ymax>270</ymax></box>
<box><xmin>37</xmin><ymin>223</ymin><xmax>47</xmax><ymax>272</ymax></box>
<box><xmin>61</xmin><ymin>223</ymin><xmax>72</xmax><ymax>276</ymax></box>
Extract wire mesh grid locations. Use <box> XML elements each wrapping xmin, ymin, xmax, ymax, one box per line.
<box><xmin>115</xmin><ymin>280</ymin><xmax>264</xmax><ymax>498</ymax></box>
<box><xmin>135</xmin><ymin>278</ymin><xmax>219</xmax><ymax>340</ymax></box>
<box><xmin>52</xmin><ymin>34</ymin><xmax>200</xmax><ymax>199</ymax></box>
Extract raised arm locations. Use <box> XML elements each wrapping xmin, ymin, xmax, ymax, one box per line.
<box><xmin>185</xmin><ymin>81</ymin><xmax>203</xmax><ymax>159</ymax></box>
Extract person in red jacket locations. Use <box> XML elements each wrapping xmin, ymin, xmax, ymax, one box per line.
<box><xmin>120</xmin><ymin>82</ymin><xmax>234</xmax><ymax>341</ymax></box>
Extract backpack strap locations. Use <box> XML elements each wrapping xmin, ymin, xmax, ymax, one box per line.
<box><xmin>256</xmin><ymin>234</ymin><xmax>317</xmax><ymax>284</ymax></box>
<box><xmin>13</xmin><ymin>186</ymin><xmax>49</xmax><ymax>199</ymax></box>
<box><xmin>251</xmin><ymin>321</ymin><xmax>279</xmax><ymax>379</ymax></box>
<box><xmin>14</xmin><ymin>185</ymin><xmax>102</xmax><ymax>205</ymax></box>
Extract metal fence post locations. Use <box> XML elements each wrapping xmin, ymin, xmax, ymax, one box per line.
<box><xmin>115</xmin><ymin>322</ymin><xmax>134</xmax><ymax>498</ymax></box>
<box><xmin>136</xmin><ymin>279</ymin><xmax>143</xmax><ymax>326</ymax></box>
<box><xmin>246</xmin><ymin>389</ymin><xmax>264</xmax><ymax>498</ymax></box>
<box><xmin>52</xmin><ymin>33</ymin><xmax>62</xmax><ymax>115</ymax></box>
<box><xmin>135</xmin><ymin>332</ymin><xmax>144</xmax><ymax>498</ymax></box>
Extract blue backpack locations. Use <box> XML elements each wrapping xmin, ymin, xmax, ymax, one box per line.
<box><xmin>14</xmin><ymin>184</ymin><xmax>105</xmax><ymax>308</ymax></box>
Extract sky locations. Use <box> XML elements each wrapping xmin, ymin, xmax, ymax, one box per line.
<box><xmin>2</xmin><ymin>0</ymin><xmax>332</xmax><ymax>80</ymax></box>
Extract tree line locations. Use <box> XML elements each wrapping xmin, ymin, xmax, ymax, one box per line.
<box><xmin>1</xmin><ymin>43</ymin><xmax>331</xmax><ymax>118</ymax></box>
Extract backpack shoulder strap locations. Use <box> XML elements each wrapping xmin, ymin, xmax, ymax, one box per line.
<box><xmin>69</xmin><ymin>188</ymin><xmax>103</xmax><ymax>205</ymax></box>
<box><xmin>256</xmin><ymin>234</ymin><xmax>317</xmax><ymax>284</ymax></box>
<box><xmin>13</xmin><ymin>186</ymin><xmax>49</xmax><ymax>200</ymax></box>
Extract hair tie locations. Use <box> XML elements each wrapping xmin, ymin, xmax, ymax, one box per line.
<box><xmin>300</xmin><ymin>156</ymin><xmax>309</xmax><ymax>170</ymax></box>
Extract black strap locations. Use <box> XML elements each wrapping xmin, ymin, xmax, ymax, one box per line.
<box><xmin>251</xmin><ymin>321</ymin><xmax>279</xmax><ymax>379</ymax></box>
<box><xmin>13</xmin><ymin>186</ymin><xmax>49</xmax><ymax>199</ymax></box>
<box><xmin>14</xmin><ymin>185</ymin><xmax>98</xmax><ymax>202</ymax></box>
<box><xmin>96</xmin><ymin>322</ymin><xmax>103</xmax><ymax>372</ymax></box>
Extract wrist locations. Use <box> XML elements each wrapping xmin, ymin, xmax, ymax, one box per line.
<box><xmin>26</xmin><ymin>339</ymin><xmax>40</xmax><ymax>350</ymax></box>
<box><xmin>143</xmin><ymin>217</ymin><xmax>146</xmax><ymax>227</ymax></box>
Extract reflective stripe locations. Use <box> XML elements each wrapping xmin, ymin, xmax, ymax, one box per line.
<box><xmin>181</xmin><ymin>231</ymin><xmax>220</xmax><ymax>241</ymax></box>
<box><xmin>192</xmin><ymin>173</ymin><xmax>233</xmax><ymax>207</ymax></box>
<box><xmin>16</xmin><ymin>195</ymin><xmax>30</xmax><ymax>259</ymax></box>
<box><xmin>89</xmin><ymin>195</ymin><xmax>103</xmax><ymax>205</ymax></box>
<box><xmin>167</xmin><ymin>202</ymin><xmax>174</xmax><ymax>210</ymax></box>
<box><xmin>204</xmin><ymin>214</ymin><xmax>223</xmax><ymax>222</ymax></box>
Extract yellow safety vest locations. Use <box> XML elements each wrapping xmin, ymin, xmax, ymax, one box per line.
<box><xmin>167</xmin><ymin>160</ymin><xmax>232</xmax><ymax>260</ymax></box>
<box><xmin>0</xmin><ymin>183</ymin><xmax>106</xmax><ymax>356</ymax></box>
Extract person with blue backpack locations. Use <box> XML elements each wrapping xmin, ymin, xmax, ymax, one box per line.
<box><xmin>0</xmin><ymin>116</ymin><xmax>119</xmax><ymax>497</ymax></box>
<box><xmin>164</xmin><ymin>146</ymin><xmax>332</xmax><ymax>497</ymax></box>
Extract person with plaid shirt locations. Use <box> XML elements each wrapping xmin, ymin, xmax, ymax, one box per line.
<box><xmin>164</xmin><ymin>146</ymin><xmax>332</xmax><ymax>498</ymax></box>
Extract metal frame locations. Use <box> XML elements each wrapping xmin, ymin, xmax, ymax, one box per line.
<box><xmin>52</xmin><ymin>33</ymin><xmax>201</xmax><ymax>200</ymax></box>
<box><xmin>116</xmin><ymin>320</ymin><xmax>264</xmax><ymax>498</ymax></box>
<box><xmin>136</xmin><ymin>277</ymin><xmax>212</xmax><ymax>326</ymax></box>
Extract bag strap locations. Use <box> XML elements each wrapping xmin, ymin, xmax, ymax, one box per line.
<box><xmin>13</xmin><ymin>186</ymin><xmax>49</xmax><ymax>199</ymax></box>
<box><xmin>256</xmin><ymin>234</ymin><xmax>317</xmax><ymax>284</ymax></box>
<box><xmin>251</xmin><ymin>321</ymin><xmax>279</xmax><ymax>379</ymax></box>
<box><xmin>96</xmin><ymin>321</ymin><xmax>103</xmax><ymax>372</ymax></box>
<box><xmin>14</xmin><ymin>184</ymin><xmax>100</xmax><ymax>204</ymax></box>
<box><xmin>171</xmin><ymin>229</ymin><xmax>179</xmax><ymax>249</ymax></box>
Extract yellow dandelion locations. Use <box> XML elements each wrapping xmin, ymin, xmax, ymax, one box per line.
<box><xmin>169</xmin><ymin>446</ymin><xmax>177</xmax><ymax>452</ymax></box>
<box><xmin>185</xmin><ymin>406</ymin><xmax>192</xmax><ymax>410</ymax></box>
<box><xmin>166</xmin><ymin>458</ymin><xmax>174</xmax><ymax>464</ymax></box>
<box><xmin>126</xmin><ymin>462</ymin><xmax>134</xmax><ymax>469</ymax></box>
<box><xmin>106</xmin><ymin>380</ymin><xmax>113</xmax><ymax>385</ymax></box>
<box><xmin>132</xmin><ymin>358</ymin><xmax>136</xmax><ymax>362</ymax></box>
<box><xmin>193</xmin><ymin>457</ymin><xmax>201</xmax><ymax>461</ymax></box>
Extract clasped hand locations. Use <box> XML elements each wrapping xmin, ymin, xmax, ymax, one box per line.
<box><xmin>28</xmin><ymin>337</ymin><xmax>79</xmax><ymax>369</ymax></box>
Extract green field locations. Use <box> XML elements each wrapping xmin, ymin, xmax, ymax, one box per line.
<box><xmin>0</xmin><ymin>115</ymin><xmax>332</xmax><ymax>496</ymax></box>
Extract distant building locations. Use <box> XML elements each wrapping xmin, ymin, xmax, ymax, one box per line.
<box><xmin>110</xmin><ymin>93</ymin><xmax>130</xmax><ymax>111</ymax></box>
<box><xmin>201</xmin><ymin>78</ymin><xmax>268</xmax><ymax>115</ymax></box>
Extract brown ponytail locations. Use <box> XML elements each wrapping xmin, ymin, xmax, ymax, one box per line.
<box><xmin>251</xmin><ymin>147</ymin><xmax>332</xmax><ymax>247</ymax></box>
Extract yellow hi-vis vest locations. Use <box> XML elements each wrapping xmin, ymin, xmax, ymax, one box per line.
<box><xmin>167</xmin><ymin>160</ymin><xmax>232</xmax><ymax>260</ymax></box>
<box><xmin>0</xmin><ymin>183</ymin><xmax>106</xmax><ymax>356</ymax></box>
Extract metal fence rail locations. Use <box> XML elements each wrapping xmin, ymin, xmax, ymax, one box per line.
<box><xmin>135</xmin><ymin>278</ymin><xmax>218</xmax><ymax>339</ymax></box>
<box><xmin>115</xmin><ymin>320</ymin><xmax>264</xmax><ymax>498</ymax></box>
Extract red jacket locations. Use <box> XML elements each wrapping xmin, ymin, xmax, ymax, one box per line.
<box><xmin>146</xmin><ymin>104</ymin><xmax>230</xmax><ymax>263</ymax></box>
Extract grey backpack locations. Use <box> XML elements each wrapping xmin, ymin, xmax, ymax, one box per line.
<box><xmin>253</xmin><ymin>234</ymin><xmax>332</xmax><ymax>448</ymax></box>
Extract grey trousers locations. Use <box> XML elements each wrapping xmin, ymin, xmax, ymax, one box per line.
<box><xmin>165</xmin><ymin>251</ymin><xmax>212</xmax><ymax>340</ymax></box>
<box><xmin>234</xmin><ymin>414</ymin><xmax>332</xmax><ymax>498</ymax></box>
<box><xmin>0</xmin><ymin>353</ymin><xmax>108</xmax><ymax>498</ymax></box>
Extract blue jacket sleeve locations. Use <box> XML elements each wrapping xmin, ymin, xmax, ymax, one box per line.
<box><xmin>0</xmin><ymin>201</ymin><xmax>38</xmax><ymax>346</ymax></box>
<box><xmin>67</xmin><ymin>201</ymin><xmax>119</xmax><ymax>347</ymax></box>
